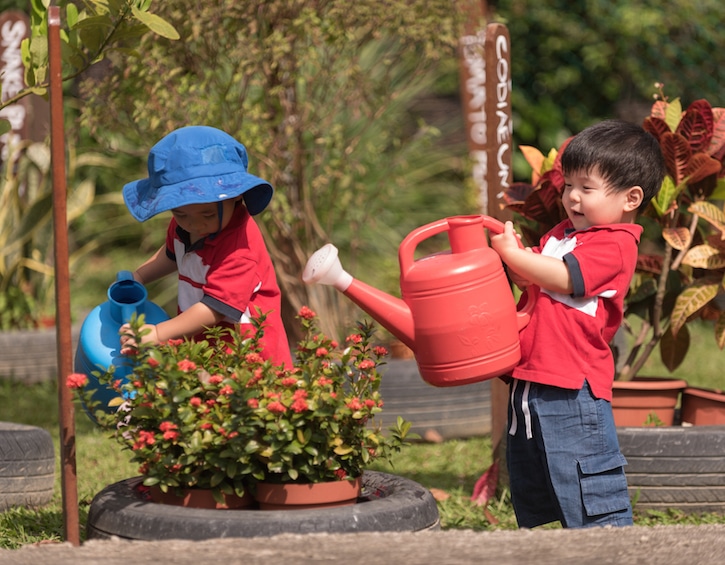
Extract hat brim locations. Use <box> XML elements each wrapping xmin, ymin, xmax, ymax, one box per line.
<box><xmin>123</xmin><ymin>170</ymin><xmax>273</xmax><ymax>221</ymax></box>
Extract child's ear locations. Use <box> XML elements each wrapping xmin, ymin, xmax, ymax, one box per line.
<box><xmin>624</xmin><ymin>186</ymin><xmax>644</xmax><ymax>212</ymax></box>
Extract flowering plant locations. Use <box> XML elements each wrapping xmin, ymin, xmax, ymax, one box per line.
<box><xmin>68</xmin><ymin>307</ymin><xmax>413</xmax><ymax>500</ymax></box>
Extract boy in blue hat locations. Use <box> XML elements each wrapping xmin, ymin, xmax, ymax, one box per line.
<box><xmin>120</xmin><ymin>126</ymin><xmax>292</xmax><ymax>367</ymax></box>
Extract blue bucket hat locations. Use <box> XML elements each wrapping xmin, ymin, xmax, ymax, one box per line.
<box><xmin>123</xmin><ymin>126</ymin><xmax>273</xmax><ymax>221</ymax></box>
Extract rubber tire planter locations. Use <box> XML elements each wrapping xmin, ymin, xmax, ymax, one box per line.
<box><xmin>86</xmin><ymin>471</ymin><xmax>440</xmax><ymax>540</ymax></box>
<box><xmin>617</xmin><ymin>425</ymin><xmax>725</xmax><ymax>513</ymax></box>
<box><xmin>0</xmin><ymin>422</ymin><xmax>55</xmax><ymax>511</ymax></box>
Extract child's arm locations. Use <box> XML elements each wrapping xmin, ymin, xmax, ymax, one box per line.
<box><xmin>121</xmin><ymin>302</ymin><xmax>224</xmax><ymax>346</ymax></box>
<box><xmin>491</xmin><ymin>221</ymin><xmax>573</xmax><ymax>295</ymax></box>
<box><xmin>133</xmin><ymin>245</ymin><xmax>177</xmax><ymax>285</ymax></box>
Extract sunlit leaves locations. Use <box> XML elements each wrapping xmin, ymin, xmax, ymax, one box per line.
<box><xmin>670</xmin><ymin>278</ymin><xmax>720</xmax><ymax>336</ymax></box>
<box><xmin>690</xmin><ymin>201</ymin><xmax>725</xmax><ymax>235</ymax></box>
<box><xmin>682</xmin><ymin>245</ymin><xmax>725</xmax><ymax>269</ymax></box>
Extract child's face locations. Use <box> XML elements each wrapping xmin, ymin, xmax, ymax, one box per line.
<box><xmin>171</xmin><ymin>198</ymin><xmax>239</xmax><ymax>241</ymax></box>
<box><xmin>562</xmin><ymin>168</ymin><xmax>634</xmax><ymax>230</ymax></box>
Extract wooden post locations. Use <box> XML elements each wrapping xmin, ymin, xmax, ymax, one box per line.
<box><xmin>457</xmin><ymin>3</ymin><xmax>513</xmax><ymax>483</ymax></box>
<box><xmin>48</xmin><ymin>5</ymin><xmax>80</xmax><ymax>546</ymax></box>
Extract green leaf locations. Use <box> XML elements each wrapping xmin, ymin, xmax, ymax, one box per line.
<box><xmin>651</xmin><ymin>176</ymin><xmax>677</xmax><ymax>217</ymax></box>
<box><xmin>664</xmin><ymin>98</ymin><xmax>683</xmax><ymax>133</ymax></box>
<box><xmin>709</xmin><ymin>178</ymin><xmax>725</xmax><ymax>201</ymax></box>
<box><xmin>130</xmin><ymin>7</ymin><xmax>180</xmax><ymax>40</ymax></box>
<box><xmin>0</xmin><ymin>120</ymin><xmax>10</xmax><ymax>136</ymax></box>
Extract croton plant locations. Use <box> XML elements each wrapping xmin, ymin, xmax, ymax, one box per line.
<box><xmin>503</xmin><ymin>85</ymin><xmax>725</xmax><ymax>380</ymax></box>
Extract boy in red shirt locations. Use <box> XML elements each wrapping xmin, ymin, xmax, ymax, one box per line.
<box><xmin>120</xmin><ymin>126</ymin><xmax>292</xmax><ymax>368</ymax></box>
<box><xmin>491</xmin><ymin>120</ymin><xmax>665</xmax><ymax>528</ymax></box>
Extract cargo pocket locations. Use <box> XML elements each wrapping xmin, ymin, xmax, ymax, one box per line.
<box><xmin>577</xmin><ymin>451</ymin><xmax>630</xmax><ymax>516</ymax></box>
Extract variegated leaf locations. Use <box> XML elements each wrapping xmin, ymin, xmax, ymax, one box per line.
<box><xmin>660</xmin><ymin>324</ymin><xmax>689</xmax><ymax>373</ymax></box>
<box><xmin>681</xmin><ymin>244</ymin><xmax>725</xmax><ymax>269</ymax></box>
<box><xmin>660</xmin><ymin>132</ymin><xmax>692</xmax><ymax>186</ymax></box>
<box><xmin>670</xmin><ymin>280</ymin><xmax>720</xmax><ymax>335</ymax></box>
<box><xmin>662</xmin><ymin>227</ymin><xmax>692</xmax><ymax>250</ymax></box>
<box><xmin>708</xmin><ymin>107</ymin><xmax>725</xmax><ymax>160</ymax></box>
<box><xmin>689</xmin><ymin>201</ymin><xmax>725</xmax><ymax>235</ymax></box>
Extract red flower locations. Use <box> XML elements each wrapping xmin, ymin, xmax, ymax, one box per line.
<box><xmin>159</xmin><ymin>421</ymin><xmax>177</xmax><ymax>432</ymax></box>
<box><xmin>167</xmin><ymin>338</ymin><xmax>184</xmax><ymax>346</ymax></box>
<box><xmin>247</xmin><ymin>398</ymin><xmax>259</xmax><ymax>409</ymax></box>
<box><xmin>316</xmin><ymin>377</ymin><xmax>332</xmax><ymax>387</ymax></box>
<box><xmin>291</xmin><ymin>398</ymin><xmax>309</xmax><ymax>413</ymax></box>
<box><xmin>200</xmin><ymin>422</ymin><xmax>213</xmax><ymax>430</ymax></box>
<box><xmin>365</xmin><ymin>399</ymin><xmax>376</xmax><ymax>408</ymax></box>
<box><xmin>346</xmin><ymin>397</ymin><xmax>363</xmax><ymax>411</ymax></box>
<box><xmin>281</xmin><ymin>377</ymin><xmax>298</xmax><ymax>387</ymax></box>
<box><xmin>65</xmin><ymin>373</ymin><xmax>88</xmax><ymax>389</ymax></box>
<box><xmin>358</xmin><ymin>360</ymin><xmax>375</xmax><ymax>370</ymax></box>
<box><xmin>267</xmin><ymin>401</ymin><xmax>286</xmax><ymax>414</ymax></box>
<box><xmin>373</xmin><ymin>346</ymin><xmax>388</xmax><ymax>356</ymax></box>
<box><xmin>177</xmin><ymin>359</ymin><xmax>197</xmax><ymax>372</ymax></box>
<box><xmin>190</xmin><ymin>397</ymin><xmax>202</xmax><ymax>407</ymax></box>
<box><xmin>346</xmin><ymin>333</ymin><xmax>362</xmax><ymax>344</ymax></box>
<box><xmin>334</xmin><ymin>468</ymin><xmax>347</xmax><ymax>480</ymax></box>
<box><xmin>147</xmin><ymin>357</ymin><xmax>160</xmax><ymax>368</ymax></box>
<box><xmin>315</xmin><ymin>347</ymin><xmax>329</xmax><ymax>358</ymax></box>
<box><xmin>245</xmin><ymin>353</ymin><xmax>263</xmax><ymax>364</ymax></box>
<box><xmin>298</xmin><ymin>306</ymin><xmax>316</xmax><ymax>319</ymax></box>
<box><xmin>163</xmin><ymin>430</ymin><xmax>179</xmax><ymax>441</ymax></box>
<box><xmin>219</xmin><ymin>385</ymin><xmax>234</xmax><ymax>396</ymax></box>
<box><xmin>208</xmin><ymin>375</ymin><xmax>223</xmax><ymax>385</ymax></box>
<box><xmin>293</xmin><ymin>389</ymin><xmax>308</xmax><ymax>400</ymax></box>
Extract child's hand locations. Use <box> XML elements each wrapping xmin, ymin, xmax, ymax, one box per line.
<box><xmin>119</xmin><ymin>323</ymin><xmax>160</xmax><ymax>350</ymax></box>
<box><xmin>491</xmin><ymin>221</ymin><xmax>532</xmax><ymax>289</ymax></box>
<box><xmin>490</xmin><ymin>221</ymin><xmax>522</xmax><ymax>257</ymax></box>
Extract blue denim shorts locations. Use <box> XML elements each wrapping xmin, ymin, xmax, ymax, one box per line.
<box><xmin>507</xmin><ymin>379</ymin><xmax>632</xmax><ymax>528</ymax></box>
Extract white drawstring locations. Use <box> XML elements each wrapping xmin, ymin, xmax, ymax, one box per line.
<box><xmin>509</xmin><ymin>379</ymin><xmax>533</xmax><ymax>440</ymax></box>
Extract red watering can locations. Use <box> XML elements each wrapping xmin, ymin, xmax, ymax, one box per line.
<box><xmin>302</xmin><ymin>215</ymin><xmax>535</xmax><ymax>387</ymax></box>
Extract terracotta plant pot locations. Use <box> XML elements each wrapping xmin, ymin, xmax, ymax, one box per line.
<box><xmin>611</xmin><ymin>377</ymin><xmax>688</xmax><ymax>427</ymax></box>
<box><xmin>680</xmin><ymin>387</ymin><xmax>725</xmax><ymax>426</ymax></box>
<box><xmin>149</xmin><ymin>485</ymin><xmax>253</xmax><ymax>509</ymax></box>
<box><xmin>253</xmin><ymin>477</ymin><xmax>362</xmax><ymax>510</ymax></box>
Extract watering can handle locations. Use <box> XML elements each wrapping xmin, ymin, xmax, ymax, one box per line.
<box><xmin>479</xmin><ymin>217</ymin><xmax>537</xmax><ymax>329</ymax></box>
<box><xmin>116</xmin><ymin>270</ymin><xmax>135</xmax><ymax>283</ymax></box>
<box><xmin>398</xmin><ymin>215</ymin><xmax>536</xmax><ymax>328</ymax></box>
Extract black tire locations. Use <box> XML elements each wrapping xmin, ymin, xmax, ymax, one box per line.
<box><xmin>618</xmin><ymin>426</ymin><xmax>725</xmax><ymax>513</ymax></box>
<box><xmin>378</xmin><ymin>359</ymin><xmax>491</xmax><ymax>440</ymax></box>
<box><xmin>86</xmin><ymin>471</ymin><xmax>440</xmax><ymax>540</ymax></box>
<box><xmin>0</xmin><ymin>422</ymin><xmax>55</xmax><ymax>511</ymax></box>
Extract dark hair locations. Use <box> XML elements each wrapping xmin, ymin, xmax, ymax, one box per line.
<box><xmin>560</xmin><ymin>119</ymin><xmax>665</xmax><ymax>210</ymax></box>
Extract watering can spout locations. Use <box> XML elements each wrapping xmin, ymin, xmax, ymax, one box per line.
<box><xmin>302</xmin><ymin>244</ymin><xmax>416</xmax><ymax>348</ymax></box>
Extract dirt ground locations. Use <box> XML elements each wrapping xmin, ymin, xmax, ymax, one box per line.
<box><xmin>3</xmin><ymin>525</ymin><xmax>725</xmax><ymax>565</ymax></box>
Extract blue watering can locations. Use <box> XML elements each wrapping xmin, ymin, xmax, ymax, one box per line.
<box><xmin>74</xmin><ymin>270</ymin><xmax>169</xmax><ymax>417</ymax></box>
